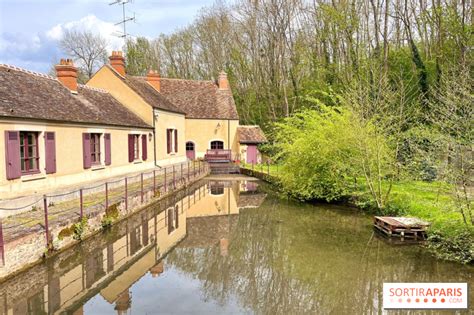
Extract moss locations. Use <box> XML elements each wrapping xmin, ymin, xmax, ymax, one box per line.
<box><xmin>58</xmin><ymin>225</ymin><xmax>74</xmax><ymax>240</ymax></box>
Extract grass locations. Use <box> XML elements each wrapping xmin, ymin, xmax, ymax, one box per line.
<box><xmin>242</xmin><ymin>163</ymin><xmax>473</xmax><ymax>263</ymax></box>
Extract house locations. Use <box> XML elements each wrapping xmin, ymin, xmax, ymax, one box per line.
<box><xmin>0</xmin><ymin>60</ymin><xmax>153</xmax><ymax>199</ymax></box>
<box><xmin>237</xmin><ymin>126</ymin><xmax>267</xmax><ymax>164</ymax></box>
<box><xmin>0</xmin><ymin>51</ymin><xmax>267</xmax><ymax>200</ymax></box>
<box><xmin>87</xmin><ymin>51</ymin><xmax>249</xmax><ymax>165</ymax></box>
<box><xmin>87</xmin><ymin>52</ymin><xmax>187</xmax><ymax>166</ymax></box>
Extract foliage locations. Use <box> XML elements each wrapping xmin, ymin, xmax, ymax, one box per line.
<box><xmin>273</xmin><ymin>106</ymin><xmax>359</xmax><ymax>201</ymax></box>
<box><xmin>72</xmin><ymin>216</ymin><xmax>88</xmax><ymax>241</ymax></box>
<box><xmin>101</xmin><ymin>203</ymin><xmax>120</xmax><ymax>229</ymax></box>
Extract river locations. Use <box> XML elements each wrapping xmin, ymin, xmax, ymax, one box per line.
<box><xmin>0</xmin><ymin>178</ymin><xmax>472</xmax><ymax>314</ymax></box>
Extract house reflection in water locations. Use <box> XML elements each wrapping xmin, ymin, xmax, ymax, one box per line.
<box><xmin>0</xmin><ymin>179</ymin><xmax>266</xmax><ymax>315</ymax></box>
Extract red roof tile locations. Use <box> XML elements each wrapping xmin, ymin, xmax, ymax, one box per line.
<box><xmin>237</xmin><ymin>126</ymin><xmax>267</xmax><ymax>143</ymax></box>
<box><xmin>0</xmin><ymin>65</ymin><xmax>151</xmax><ymax>129</ymax></box>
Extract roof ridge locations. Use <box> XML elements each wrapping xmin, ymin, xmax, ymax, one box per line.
<box><xmin>79</xmin><ymin>84</ymin><xmax>108</xmax><ymax>94</ymax></box>
<box><xmin>0</xmin><ymin>64</ymin><xmax>57</xmax><ymax>81</ymax></box>
<box><xmin>161</xmin><ymin>77</ymin><xmax>215</xmax><ymax>84</ymax></box>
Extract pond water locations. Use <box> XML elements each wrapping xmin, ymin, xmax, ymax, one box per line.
<box><xmin>0</xmin><ymin>178</ymin><xmax>472</xmax><ymax>314</ymax></box>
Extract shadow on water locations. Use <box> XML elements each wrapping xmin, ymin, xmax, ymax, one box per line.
<box><xmin>0</xmin><ymin>179</ymin><xmax>471</xmax><ymax>314</ymax></box>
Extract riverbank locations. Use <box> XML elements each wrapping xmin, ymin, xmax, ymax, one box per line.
<box><xmin>241</xmin><ymin>166</ymin><xmax>473</xmax><ymax>264</ymax></box>
<box><xmin>0</xmin><ymin>162</ymin><xmax>210</xmax><ymax>281</ymax></box>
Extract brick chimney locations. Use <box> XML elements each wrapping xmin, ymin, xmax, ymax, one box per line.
<box><xmin>218</xmin><ymin>71</ymin><xmax>229</xmax><ymax>90</ymax></box>
<box><xmin>109</xmin><ymin>51</ymin><xmax>126</xmax><ymax>76</ymax></box>
<box><xmin>55</xmin><ymin>59</ymin><xmax>78</xmax><ymax>92</ymax></box>
<box><xmin>146</xmin><ymin>70</ymin><xmax>160</xmax><ymax>92</ymax></box>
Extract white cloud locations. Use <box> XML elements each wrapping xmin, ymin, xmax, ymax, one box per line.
<box><xmin>46</xmin><ymin>14</ymin><xmax>124</xmax><ymax>51</ymax></box>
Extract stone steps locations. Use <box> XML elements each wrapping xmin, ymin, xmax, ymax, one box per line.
<box><xmin>209</xmin><ymin>163</ymin><xmax>240</xmax><ymax>175</ymax></box>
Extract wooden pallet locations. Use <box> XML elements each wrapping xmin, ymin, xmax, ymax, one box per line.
<box><xmin>374</xmin><ymin>216</ymin><xmax>429</xmax><ymax>240</ymax></box>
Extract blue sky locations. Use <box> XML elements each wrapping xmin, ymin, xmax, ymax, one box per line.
<box><xmin>0</xmin><ymin>0</ymin><xmax>215</xmax><ymax>73</ymax></box>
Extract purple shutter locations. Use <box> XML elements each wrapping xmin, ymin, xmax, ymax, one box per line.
<box><xmin>142</xmin><ymin>134</ymin><xmax>147</xmax><ymax>161</ymax></box>
<box><xmin>128</xmin><ymin>134</ymin><xmax>134</xmax><ymax>162</ymax></box>
<box><xmin>45</xmin><ymin>132</ymin><xmax>56</xmax><ymax>174</ymax></box>
<box><xmin>5</xmin><ymin>131</ymin><xmax>21</xmax><ymax>180</ymax></box>
<box><xmin>104</xmin><ymin>133</ymin><xmax>111</xmax><ymax>165</ymax></box>
<box><xmin>83</xmin><ymin>133</ymin><xmax>91</xmax><ymax>169</ymax></box>
<box><xmin>167</xmin><ymin>209</ymin><xmax>173</xmax><ymax>234</ymax></box>
<box><xmin>166</xmin><ymin>129</ymin><xmax>171</xmax><ymax>154</ymax></box>
<box><xmin>175</xmin><ymin>206</ymin><xmax>179</xmax><ymax>228</ymax></box>
<box><xmin>174</xmin><ymin>130</ymin><xmax>178</xmax><ymax>153</ymax></box>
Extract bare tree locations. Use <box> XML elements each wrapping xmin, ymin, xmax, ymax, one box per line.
<box><xmin>59</xmin><ymin>29</ymin><xmax>109</xmax><ymax>80</ymax></box>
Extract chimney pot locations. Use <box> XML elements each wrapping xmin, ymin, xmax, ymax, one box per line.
<box><xmin>218</xmin><ymin>71</ymin><xmax>229</xmax><ymax>90</ymax></box>
<box><xmin>55</xmin><ymin>59</ymin><xmax>78</xmax><ymax>92</ymax></box>
<box><xmin>146</xmin><ymin>69</ymin><xmax>161</xmax><ymax>92</ymax></box>
<box><xmin>109</xmin><ymin>51</ymin><xmax>126</xmax><ymax>76</ymax></box>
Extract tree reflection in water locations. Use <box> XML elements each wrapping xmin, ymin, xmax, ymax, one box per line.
<box><xmin>166</xmin><ymin>183</ymin><xmax>474</xmax><ymax>314</ymax></box>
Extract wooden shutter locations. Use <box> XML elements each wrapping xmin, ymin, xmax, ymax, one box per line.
<box><xmin>45</xmin><ymin>132</ymin><xmax>56</xmax><ymax>174</ymax></box>
<box><xmin>174</xmin><ymin>206</ymin><xmax>179</xmax><ymax>228</ymax></box>
<box><xmin>5</xmin><ymin>131</ymin><xmax>21</xmax><ymax>179</ymax></box>
<box><xmin>142</xmin><ymin>134</ymin><xmax>147</xmax><ymax>161</ymax></box>
<box><xmin>104</xmin><ymin>133</ymin><xmax>111</xmax><ymax>165</ymax></box>
<box><xmin>166</xmin><ymin>129</ymin><xmax>171</xmax><ymax>154</ymax></box>
<box><xmin>82</xmin><ymin>133</ymin><xmax>91</xmax><ymax>169</ymax></box>
<box><xmin>174</xmin><ymin>130</ymin><xmax>178</xmax><ymax>153</ymax></box>
<box><xmin>128</xmin><ymin>134</ymin><xmax>134</xmax><ymax>162</ymax></box>
<box><xmin>167</xmin><ymin>209</ymin><xmax>173</xmax><ymax>234</ymax></box>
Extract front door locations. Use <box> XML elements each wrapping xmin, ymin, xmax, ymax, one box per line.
<box><xmin>186</xmin><ymin>142</ymin><xmax>195</xmax><ymax>160</ymax></box>
<box><xmin>246</xmin><ymin>145</ymin><xmax>258</xmax><ymax>164</ymax></box>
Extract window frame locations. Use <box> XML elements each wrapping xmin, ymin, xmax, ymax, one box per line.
<box><xmin>20</xmin><ymin>131</ymin><xmax>40</xmax><ymax>175</ymax></box>
<box><xmin>133</xmin><ymin>134</ymin><xmax>140</xmax><ymax>160</ymax></box>
<box><xmin>185</xmin><ymin>141</ymin><xmax>194</xmax><ymax>152</ymax></box>
<box><xmin>210</xmin><ymin>140</ymin><xmax>224</xmax><ymax>150</ymax></box>
<box><xmin>90</xmin><ymin>133</ymin><xmax>102</xmax><ymax>165</ymax></box>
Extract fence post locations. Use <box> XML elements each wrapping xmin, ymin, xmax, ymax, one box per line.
<box><xmin>173</xmin><ymin>165</ymin><xmax>176</xmax><ymax>189</ymax></box>
<box><xmin>141</xmin><ymin>173</ymin><xmax>144</xmax><ymax>203</ymax></box>
<box><xmin>105</xmin><ymin>182</ymin><xmax>109</xmax><ymax>210</ymax></box>
<box><xmin>193</xmin><ymin>161</ymin><xmax>196</xmax><ymax>178</ymax></box>
<box><xmin>188</xmin><ymin>161</ymin><xmax>190</xmax><ymax>182</ymax></box>
<box><xmin>43</xmin><ymin>195</ymin><xmax>50</xmax><ymax>248</ymax></box>
<box><xmin>153</xmin><ymin>170</ymin><xmax>156</xmax><ymax>193</ymax></box>
<box><xmin>181</xmin><ymin>163</ymin><xmax>183</xmax><ymax>184</ymax></box>
<box><xmin>79</xmin><ymin>188</ymin><xmax>84</xmax><ymax>219</ymax></box>
<box><xmin>0</xmin><ymin>220</ymin><xmax>4</xmax><ymax>266</ymax></box>
<box><xmin>164</xmin><ymin>168</ymin><xmax>167</xmax><ymax>192</ymax></box>
<box><xmin>199</xmin><ymin>161</ymin><xmax>201</xmax><ymax>174</ymax></box>
<box><xmin>125</xmin><ymin>177</ymin><xmax>128</xmax><ymax>212</ymax></box>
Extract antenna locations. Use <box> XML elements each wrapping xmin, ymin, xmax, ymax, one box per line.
<box><xmin>109</xmin><ymin>0</ymin><xmax>136</xmax><ymax>43</ymax></box>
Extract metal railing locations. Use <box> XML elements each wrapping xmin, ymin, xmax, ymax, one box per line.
<box><xmin>0</xmin><ymin>160</ymin><xmax>210</xmax><ymax>267</ymax></box>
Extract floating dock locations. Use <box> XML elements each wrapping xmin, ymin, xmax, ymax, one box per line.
<box><xmin>374</xmin><ymin>216</ymin><xmax>430</xmax><ymax>240</ymax></box>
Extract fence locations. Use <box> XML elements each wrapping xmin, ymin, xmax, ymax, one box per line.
<box><xmin>0</xmin><ymin>160</ymin><xmax>209</xmax><ymax>275</ymax></box>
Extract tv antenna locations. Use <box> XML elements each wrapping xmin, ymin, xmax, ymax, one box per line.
<box><xmin>109</xmin><ymin>0</ymin><xmax>136</xmax><ymax>43</ymax></box>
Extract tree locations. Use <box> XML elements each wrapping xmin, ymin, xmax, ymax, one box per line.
<box><xmin>59</xmin><ymin>29</ymin><xmax>109</xmax><ymax>81</ymax></box>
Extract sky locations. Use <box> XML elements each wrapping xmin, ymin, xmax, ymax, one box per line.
<box><xmin>0</xmin><ymin>0</ymin><xmax>215</xmax><ymax>73</ymax></box>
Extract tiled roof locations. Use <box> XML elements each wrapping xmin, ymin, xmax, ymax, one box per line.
<box><xmin>160</xmin><ymin>78</ymin><xmax>239</xmax><ymax>120</ymax></box>
<box><xmin>237</xmin><ymin>126</ymin><xmax>267</xmax><ymax>143</ymax></box>
<box><xmin>106</xmin><ymin>65</ymin><xmax>185</xmax><ymax>114</ymax></box>
<box><xmin>0</xmin><ymin>65</ymin><xmax>151</xmax><ymax>129</ymax></box>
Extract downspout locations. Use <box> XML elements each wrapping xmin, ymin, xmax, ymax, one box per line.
<box><xmin>227</xmin><ymin>119</ymin><xmax>230</xmax><ymax>159</ymax></box>
<box><xmin>153</xmin><ymin>109</ymin><xmax>162</xmax><ymax>169</ymax></box>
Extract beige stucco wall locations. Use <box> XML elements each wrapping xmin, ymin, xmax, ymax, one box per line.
<box><xmin>0</xmin><ymin>120</ymin><xmax>153</xmax><ymax>199</ymax></box>
<box><xmin>185</xmin><ymin>119</ymin><xmax>239</xmax><ymax>159</ymax></box>
<box><xmin>186</xmin><ymin>182</ymin><xmax>239</xmax><ymax>218</ymax></box>
<box><xmin>87</xmin><ymin>67</ymin><xmax>153</xmax><ymax>125</ymax></box>
<box><xmin>239</xmin><ymin>143</ymin><xmax>263</xmax><ymax>164</ymax></box>
<box><xmin>153</xmin><ymin>109</ymin><xmax>187</xmax><ymax>166</ymax></box>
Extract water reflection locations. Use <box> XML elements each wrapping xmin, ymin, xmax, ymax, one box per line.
<box><xmin>0</xmin><ymin>179</ymin><xmax>263</xmax><ymax>315</ymax></box>
<box><xmin>0</xmin><ymin>179</ymin><xmax>472</xmax><ymax>315</ymax></box>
